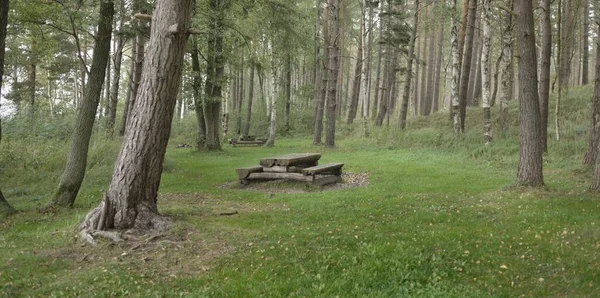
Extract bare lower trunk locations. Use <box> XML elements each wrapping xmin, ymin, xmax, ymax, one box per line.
<box><xmin>81</xmin><ymin>0</ymin><xmax>193</xmax><ymax>233</ymax></box>
<box><xmin>265</xmin><ymin>63</ymin><xmax>277</xmax><ymax>147</ymax></box>
<box><xmin>107</xmin><ymin>12</ymin><xmax>125</xmax><ymax>133</ymax></box>
<box><xmin>191</xmin><ymin>37</ymin><xmax>206</xmax><ymax>149</ymax></box>
<box><xmin>51</xmin><ymin>0</ymin><xmax>114</xmax><ymax>207</ymax></box>
<box><xmin>515</xmin><ymin>0</ymin><xmax>544</xmax><ymax>187</ymax></box>
<box><xmin>539</xmin><ymin>0</ymin><xmax>551</xmax><ymax>152</ymax></box>
<box><xmin>499</xmin><ymin>0</ymin><xmax>513</xmax><ymax>132</ymax></box>
<box><xmin>458</xmin><ymin>0</ymin><xmax>478</xmax><ymax>131</ymax></box>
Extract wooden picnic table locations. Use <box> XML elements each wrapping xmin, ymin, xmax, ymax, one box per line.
<box><xmin>237</xmin><ymin>153</ymin><xmax>344</xmax><ymax>186</ymax></box>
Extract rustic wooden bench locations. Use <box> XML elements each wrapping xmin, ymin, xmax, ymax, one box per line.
<box><xmin>301</xmin><ymin>162</ymin><xmax>344</xmax><ymax>176</ymax></box>
<box><xmin>229</xmin><ymin>138</ymin><xmax>267</xmax><ymax>147</ymax></box>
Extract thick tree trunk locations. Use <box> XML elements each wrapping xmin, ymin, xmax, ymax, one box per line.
<box><xmin>458</xmin><ymin>0</ymin><xmax>478</xmax><ymax>131</ymax></box>
<box><xmin>51</xmin><ymin>0</ymin><xmax>114</xmax><ymax>207</ymax></box>
<box><xmin>450</xmin><ymin>0</ymin><xmax>461</xmax><ymax>133</ymax></box>
<box><xmin>399</xmin><ymin>0</ymin><xmax>419</xmax><ymax>129</ymax></box>
<box><xmin>325</xmin><ymin>0</ymin><xmax>340</xmax><ymax>148</ymax></box>
<box><xmin>515</xmin><ymin>0</ymin><xmax>544</xmax><ymax>187</ymax></box>
<box><xmin>467</xmin><ymin>14</ymin><xmax>480</xmax><ymax>107</ymax></box>
<box><xmin>539</xmin><ymin>0</ymin><xmax>551</xmax><ymax>152</ymax></box>
<box><xmin>0</xmin><ymin>0</ymin><xmax>16</xmax><ymax>216</ymax></box>
<box><xmin>81</xmin><ymin>0</ymin><xmax>194</xmax><ymax>233</ymax></box>
<box><xmin>191</xmin><ymin>37</ymin><xmax>206</xmax><ymax>149</ymax></box>
<box><xmin>481</xmin><ymin>0</ymin><xmax>492</xmax><ymax>145</ymax></box>
<box><xmin>121</xmin><ymin>31</ymin><xmax>145</xmax><ymax>136</ymax></box>
<box><xmin>204</xmin><ymin>0</ymin><xmax>227</xmax><ymax>151</ymax></box>
<box><xmin>243</xmin><ymin>63</ymin><xmax>255</xmax><ymax>138</ymax></box>
<box><xmin>584</xmin><ymin>22</ymin><xmax>600</xmax><ymax>166</ymax></box>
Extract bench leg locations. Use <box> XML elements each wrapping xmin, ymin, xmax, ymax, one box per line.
<box><xmin>311</xmin><ymin>175</ymin><xmax>342</xmax><ymax>187</ymax></box>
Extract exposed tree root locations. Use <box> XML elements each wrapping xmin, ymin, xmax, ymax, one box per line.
<box><xmin>79</xmin><ymin>199</ymin><xmax>172</xmax><ymax>245</ymax></box>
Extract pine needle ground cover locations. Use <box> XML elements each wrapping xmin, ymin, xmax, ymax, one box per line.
<box><xmin>1</xmin><ymin>134</ymin><xmax>599</xmax><ymax>297</ymax></box>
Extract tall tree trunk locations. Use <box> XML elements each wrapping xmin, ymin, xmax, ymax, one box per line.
<box><xmin>204</xmin><ymin>0</ymin><xmax>227</xmax><ymax>151</ymax></box>
<box><xmin>347</xmin><ymin>6</ymin><xmax>364</xmax><ymax>125</ymax></box>
<box><xmin>499</xmin><ymin>1</ymin><xmax>514</xmax><ymax>132</ymax></box>
<box><xmin>107</xmin><ymin>0</ymin><xmax>126</xmax><ymax>133</ymax></box>
<box><xmin>28</xmin><ymin>43</ymin><xmax>36</xmax><ymax>116</ymax></box>
<box><xmin>450</xmin><ymin>0</ymin><xmax>461</xmax><ymax>133</ymax></box>
<box><xmin>0</xmin><ymin>0</ymin><xmax>16</xmax><ymax>216</ymax></box>
<box><xmin>50</xmin><ymin>0</ymin><xmax>114</xmax><ymax>207</ymax></box>
<box><xmin>584</xmin><ymin>21</ymin><xmax>600</xmax><ymax>166</ymax></box>
<box><xmin>284</xmin><ymin>55</ymin><xmax>292</xmax><ymax>134</ymax></box>
<box><xmin>325</xmin><ymin>0</ymin><xmax>340</xmax><ymax>148</ymax></box>
<box><xmin>582</xmin><ymin>0</ymin><xmax>590</xmax><ymax>85</ymax></box>
<box><xmin>80</xmin><ymin>0</ymin><xmax>194</xmax><ymax>233</ymax></box>
<box><xmin>121</xmin><ymin>26</ymin><xmax>146</xmax><ymax>136</ymax></box>
<box><xmin>539</xmin><ymin>0</ymin><xmax>551</xmax><ymax>152</ymax></box>
<box><xmin>424</xmin><ymin>12</ymin><xmax>436</xmax><ymax>117</ymax></box>
<box><xmin>119</xmin><ymin>40</ymin><xmax>136</xmax><ymax>136</ymax></box>
<box><xmin>265</xmin><ymin>58</ymin><xmax>278</xmax><ymax>147</ymax></box>
<box><xmin>458</xmin><ymin>0</ymin><xmax>478</xmax><ymax>131</ymax></box>
<box><xmin>372</xmin><ymin>2</ymin><xmax>384</xmax><ymax>119</ymax></box>
<box><xmin>236</xmin><ymin>52</ymin><xmax>244</xmax><ymax>136</ymax></box>
<box><xmin>481</xmin><ymin>0</ymin><xmax>492</xmax><ymax>145</ymax></box>
<box><xmin>418</xmin><ymin>10</ymin><xmax>428</xmax><ymax>116</ymax></box>
<box><xmin>191</xmin><ymin>37</ymin><xmax>206</xmax><ymax>149</ymax></box>
<box><xmin>314</xmin><ymin>5</ymin><xmax>329</xmax><ymax>145</ymax></box>
<box><xmin>515</xmin><ymin>0</ymin><xmax>545</xmax><ymax>187</ymax></box>
<box><xmin>365</xmin><ymin>1</ymin><xmax>374</xmax><ymax>117</ymax></box>
<box><xmin>400</xmin><ymin>0</ymin><xmax>419</xmax><ymax>129</ymax></box>
<box><xmin>433</xmin><ymin>24</ymin><xmax>444</xmax><ymax>113</ymax></box>
<box><xmin>243</xmin><ymin>63</ymin><xmax>255</xmax><ymax>138</ymax></box>
<box><xmin>467</xmin><ymin>14</ymin><xmax>481</xmax><ymax>107</ymax></box>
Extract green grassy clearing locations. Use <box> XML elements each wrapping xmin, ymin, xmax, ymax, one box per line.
<box><xmin>1</xmin><ymin>87</ymin><xmax>599</xmax><ymax>297</ymax></box>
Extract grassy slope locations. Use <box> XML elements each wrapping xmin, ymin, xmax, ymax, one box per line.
<box><xmin>1</xmin><ymin>86</ymin><xmax>599</xmax><ymax>297</ymax></box>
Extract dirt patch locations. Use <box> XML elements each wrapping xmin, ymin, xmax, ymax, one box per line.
<box><xmin>38</xmin><ymin>194</ymin><xmax>279</xmax><ymax>281</ymax></box>
<box><xmin>220</xmin><ymin>172</ymin><xmax>369</xmax><ymax>194</ymax></box>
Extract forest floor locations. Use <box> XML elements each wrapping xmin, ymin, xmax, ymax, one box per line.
<box><xmin>1</xmin><ymin>134</ymin><xmax>599</xmax><ymax>297</ymax></box>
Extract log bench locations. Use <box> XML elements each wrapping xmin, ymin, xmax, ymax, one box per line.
<box><xmin>237</xmin><ymin>161</ymin><xmax>344</xmax><ymax>187</ymax></box>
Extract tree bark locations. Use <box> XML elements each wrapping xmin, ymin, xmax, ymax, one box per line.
<box><xmin>204</xmin><ymin>0</ymin><xmax>227</xmax><ymax>151</ymax></box>
<box><xmin>81</xmin><ymin>0</ymin><xmax>194</xmax><ymax>232</ymax></box>
<box><xmin>481</xmin><ymin>0</ymin><xmax>492</xmax><ymax>145</ymax></box>
<box><xmin>539</xmin><ymin>0</ymin><xmax>551</xmax><ymax>152</ymax></box>
<box><xmin>418</xmin><ymin>10</ymin><xmax>429</xmax><ymax>116</ymax></box>
<box><xmin>424</xmin><ymin>11</ymin><xmax>436</xmax><ymax>117</ymax></box>
<box><xmin>433</xmin><ymin>23</ymin><xmax>444</xmax><ymax>113</ymax></box>
<box><xmin>399</xmin><ymin>0</ymin><xmax>419</xmax><ymax>129</ymax></box>
<box><xmin>314</xmin><ymin>4</ymin><xmax>329</xmax><ymax>145</ymax></box>
<box><xmin>325</xmin><ymin>0</ymin><xmax>340</xmax><ymax>148</ymax></box>
<box><xmin>119</xmin><ymin>40</ymin><xmax>136</xmax><ymax>136</ymax></box>
<box><xmin>347</xmin><ymin>6</ymin><xmax>364</xmax><ymax>125</ymax></box>
<box><xmin>51</xmin><ymin>0</ymin><xmax>114</xmax><ymax>207</ymax></box>
<box><xmin>243</xmin><ymin>62</ymin><xmax>255</xmax><ymax>138</ymax></box>
<box><xmin>582</xmin><ymin>0</ymin><xmax>590</xmax><ymax>85</ymax></box>
<box><xmin>265</xmin><ymin>57</ymin><xmax>278</xmax><ymax>147</ymax></box>
<box><xmin>584</xmin><ymin>21</ymin><xmax>600</xmax><ymax>166</ymax></box>
<box><xmin>515</xmin><ymin>0</ymin><xmax>545</xmax><ymax>187</ymax></box>
<box><xmin>107</xmin><ymin>0</ymin><xmax>126</xmax><ymax>133</ymax></box>
<box><xmin>284</xmin><ymin>55</ymin><xmax>292</xmax><ymax>134</ymax></box>
<box><xmin>450</xmin><ymin>0</ymin><xmax>461</xmax><ymax>133</ymax></box>
<box><xmin>0</xmin><ymin>0</ymin><xmax>16</xmax><ymax>216</ymax></box>
<box><xmin>191</xmin><ymin>37</ymin><xmax>206</xmax><ymax>149</ymax></box>
<box><xmin>499</xmin><ymin>0</ymin><xmax>514</xmax><ymax>132</ymax></box>
<box><xmin>372</xmin><ymin>1</ymin><xmax>384</xmax><ymax>119</ymax></box>
<box><xmin>458</xmin><ymin>0</ymin><xmax>478</xmax><ymax>131</ymax></box>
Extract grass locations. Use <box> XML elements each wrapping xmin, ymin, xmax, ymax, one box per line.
<box><xmin>1</xmin><ymin>87</ymin><xmax>599</xmax><ymax>296</ymax></box>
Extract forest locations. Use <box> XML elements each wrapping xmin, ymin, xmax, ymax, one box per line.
<box><xmin>1</xmin><ymin>0</ymin><xmax>600</xmax><ymax>296</ymax></box>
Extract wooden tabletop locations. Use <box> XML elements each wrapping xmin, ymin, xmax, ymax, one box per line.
<box><xmin>259</xmin><ymin>153</ymin><xmax>321</xmax><ymax>167</ymax></box>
